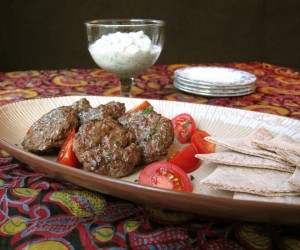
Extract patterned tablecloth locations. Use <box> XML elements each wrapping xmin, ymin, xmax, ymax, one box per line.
<box><xmin>0</xmin><ymin>62</ymin><xmax>299</xmax><ymax>249</ymax></box>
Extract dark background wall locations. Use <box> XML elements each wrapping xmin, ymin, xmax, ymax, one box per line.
<box><xmin>0</xmin><ymin>0</ymin><xmax>299</xmax><ymax>71</ymax></box>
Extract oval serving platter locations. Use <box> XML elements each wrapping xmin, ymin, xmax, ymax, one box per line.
<box><xmin>0</xmin><ymin>96</ymin><xmax>300</xmax><ymax>225</ymax></box>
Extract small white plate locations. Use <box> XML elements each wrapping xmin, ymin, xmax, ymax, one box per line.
<box><xmin>174</xmin><ymin>66</ymin><xmax>257</xmax><ymax>86</ymax></box>
<box><xmin>174</xmin><ymin>79</ymin><xmax>255</xmax><ymax>97</ymax></box>
<box><xmin>174</xmin><ymin>66</ymin><xmax>257</xmax><ymax>96</ymax></box>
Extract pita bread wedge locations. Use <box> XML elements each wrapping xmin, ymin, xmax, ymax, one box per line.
<box><xmin>246</xmin><ymin>127</ymin><xmax>273</xmax><ymax>141</ymax></box>
<box><xmin>276</xmin><ymin>149</ymin><xmax>300</xmax><ymax>167</ymax></box>
<box><xmin>234</xmin><ymin>192</ymin><xmax>300</xmax><ymax>204</ymax></box>
<box><xmin>289</xmin><ymin>167</ymin><xmax>300</xmax><ymax>188</ymax></box>
<box><xmin>201</xmin><ymin>165</ymin><xmax>300</xmax><ymax>196</ymax></box>
<box><xmin>195</xmin><ymin>151</ymin><xmax>295</xmax><ymax>173</ymax></box>
<box><xmin>206</xmin><ymin>128</ymin><xmax>288</xmax><ymax>164</ymax></box>
<box><xmin>276</xmin><ymin>150</ymin><xmax>300</xmax><ymax>188</ymax></box>
<box><xmin>252</xmin><ymin>134</ymin><xmax>300</xmax><ymax>156</ymax></box>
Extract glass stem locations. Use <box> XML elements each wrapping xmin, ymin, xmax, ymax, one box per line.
<box><xmin>119</xmin><ymin>77</ymin><xmax>134</xmax><ymax>97</ymax></box>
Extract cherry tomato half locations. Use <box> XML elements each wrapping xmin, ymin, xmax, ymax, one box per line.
<box><xmin>169</xmin><ymin>143</ymin><xmax>201</xmax><ymax>173</ymax></box>
<box><xmin>138</xmin><ymin>162</ymin><xmax>193</xmax><ymax>192</ymax></box>
<box><xmin>171</xmin><ymin>113</ymin><xmax>197</xmax><ymax>144</ymax></box>
<box><xmin>57</xmin><ymin>129</ymin><xmax>79</xmax><ymax>168</ymax></box>
<box><xmin>126</xmin><ymin>100</ymin><xmax>152</xmax><ymax>114</ymax></box>
<box><xmin>191</xmin><ymin>130</ymin><xmax>215</xmax><ymax>154</ymax></box>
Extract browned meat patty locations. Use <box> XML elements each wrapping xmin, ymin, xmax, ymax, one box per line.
<box><xmin>22</xmin><ymin>106</ymin><xmax>79</xmax><ymax>153</ymax></box>
<box><xmin>102</xmin><ymin>101</ymin><xmax>126</xmax><ymax>119</ymax></box>
<box><xmin>78</xmin><ymin>101</ymin><xmax>125</xmax><ymax>124</ymax></box>
<box><xmin>71</xmin><ymin>98</ymin><xmax>92</xmax><ymax>112</ymax></box>
<box><xmin>119</xmin><ymin>110</ymin><xmax>174</xmax><ymax>164</ymax></box>
<box><xmin>73</xmin><ymin>118</ymin><xmax>141</xmax><ymax>177</ymax></box>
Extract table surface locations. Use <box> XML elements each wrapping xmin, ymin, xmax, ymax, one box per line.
<box><xmin>0</xmin><ymin>62</ymin><xmax>299</xmax><ymax>249</ymax></box>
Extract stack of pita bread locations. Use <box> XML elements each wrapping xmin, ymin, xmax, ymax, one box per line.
<box><xmin>196</xmin><ymin>128</ymin><xmax>300</xmax><ymax>203</ymax></box>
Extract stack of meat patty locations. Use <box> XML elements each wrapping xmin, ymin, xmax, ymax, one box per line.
<box><xmin>22</xmin><ymin>98</ymin><xmax>174</xmax><ymax>178</ymax></box>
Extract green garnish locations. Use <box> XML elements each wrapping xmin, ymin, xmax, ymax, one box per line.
<box><xmin>105</xmin><ymin>152</ymin><xmax>113</xmax><ymax>160</ymax></box>
<box><xmin>146</xmin><ymin>134</ymin><xmax>152</xmax><ymax>141</ymax></box>
<box><xmin>146</xmin><ymin>127</ymin><xmax>157</xmax><ymax>141</ymax></box>
<box><xmin>142</xmin><ymin>105</ymin><xmax>153</xmax><ymax>114</ymax></box>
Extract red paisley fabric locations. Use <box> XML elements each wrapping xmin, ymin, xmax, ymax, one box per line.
<box><xmin>0</xmin><ymin>62</ymin><xmax>299</xmax><ymax>249</ymax></box>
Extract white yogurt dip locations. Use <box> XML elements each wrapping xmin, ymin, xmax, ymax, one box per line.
<box><xmin>89</xmin><ymin>31</ymin><xmax>161</xmax><ymax>78</ymax></box>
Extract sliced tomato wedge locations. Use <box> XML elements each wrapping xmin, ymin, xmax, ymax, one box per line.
<box><xmin>57</xmin><ymin>129</ymin><xmax>79</xmax><ymax>168</ymax></box>
<box><xmin>169</xmin><ymin>143</ymin><xmax>201</xmax><ymax>173</ymax></box>
<box><xmin>190</xmin><ymin>130</ymin><xmax>215</xmax><ymax>154</ymax></box>
<box><xmin>171</xmin><ymin>113</ymin><xmax>197</xmax><ymax>144</ymax></box>
<box><xmin>126</xmin><ymin>100</ymin><xmax>152</xmax><ymax>114</ymax></box>
<box><xmin>138</xmin><ymin>162</ymin><xmax>193</xmax><ymax>192</ymax></box>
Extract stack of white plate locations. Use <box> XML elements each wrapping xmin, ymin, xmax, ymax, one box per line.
<box><xmin>174</xmin><ymin>66</ymin><xmax>257</xmax><ymax>97</ymax></box>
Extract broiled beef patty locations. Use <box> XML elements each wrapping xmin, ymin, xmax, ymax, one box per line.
<box><xmin>22</xmin><ymin>106</ymin><xmax>79</xmax><ymax>153</ymax></box>
<box><xmin>78</xmin><ymin>101</ymin><xmax>125</xmax><ymax>124</ymax></box>
<box><xmin>73</xmin><ymin>118</ymin><xmax>141</xmax><ymax>177</ymax></box>
<box><xmin>102</xmin><ymin>101</ymin><xmax>126</xmax><ymax>119</ymax></box>
<box><xmin>71</xmin><ymin>98</ymin><xmax>92</xmax><ymax>112</ymax></box>
<box><xmin>119</xmin><ymin>110</ymin><xmax>174</xmax><ymax>164</ymax></box>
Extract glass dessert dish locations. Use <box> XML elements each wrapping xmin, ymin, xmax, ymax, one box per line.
<box><xmin>85</xmin><ymin>19</ymin><xmax>165</xmax><ymax>97</ymax></box>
